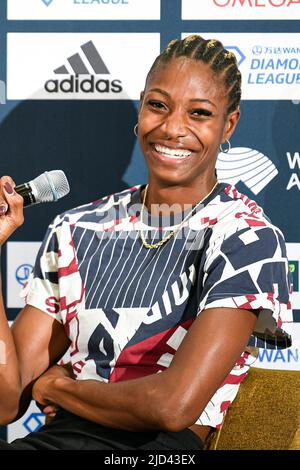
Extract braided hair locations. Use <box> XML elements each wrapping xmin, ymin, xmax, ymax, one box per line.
<box><xmin>146</xmin><ymin>35</ymin><xmax>242</xmax><ymax>115</ymax></box>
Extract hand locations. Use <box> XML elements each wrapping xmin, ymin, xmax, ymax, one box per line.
<box><xmin>0</xmin><ymin>176</ymin><xmax>24</xmax><ymax>246</ymax></box>
<box><xmin>32</xmin><ymin>371</ymin><xmax>57</xmax><ymax>409</ymax></box>
<box><xmin>32</xmin><ymin>364</ymin><xmax>75</xmax><ymax>419</ymax></box>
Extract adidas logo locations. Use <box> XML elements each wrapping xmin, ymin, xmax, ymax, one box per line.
<box><xmin>216</xmin><ymin>147</ymin><xmax>278</xmax><ymax>195</ymax></box>
<box><xmin>44</xmin><ymin>41</ymin><xmax>123</xmax><ymax>94</ymax></box>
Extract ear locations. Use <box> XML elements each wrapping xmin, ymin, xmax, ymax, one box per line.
<box><xmin>221</xmin><ymin>108</ymin><xmax>241</xmax><ymax>143</ymax></box>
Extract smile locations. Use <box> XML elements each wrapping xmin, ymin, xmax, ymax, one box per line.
<box><xmin>154</xmin><ymin>144</ymin><xmax>192</xmax><ymax>159</ymax></box>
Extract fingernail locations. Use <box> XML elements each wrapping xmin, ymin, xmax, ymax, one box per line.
<box><xmin>0</xmin><ymin>205</ymin><xmax>7</xmax><ymax>215</ymax></box>
<box><xmin>4</xmin><ymin>182</ymin><xmax>14</xmax><ymax>195</ymax></box>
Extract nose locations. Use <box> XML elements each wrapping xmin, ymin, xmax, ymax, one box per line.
<box><xmin>162</xmin><ymin>109</ymin><xmax>188</xmax><ymax>139</ymax></box>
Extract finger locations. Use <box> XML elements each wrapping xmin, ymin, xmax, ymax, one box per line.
<box><xmin>42</xmin><ymin>405</ymin><xmax>58</xmax><ymax>415</ymax></box>
<box><xmin>0</xmin><ymin>177</ymin><xmax>24</xmax><ymax>224</ymax></box>
<box><xmin>0</xmin><ymin>175</ymin><xmax>16</xmax><ymax>188</ymax></box>
<box><xmin>0</xmin><ymin>202</ymin><xmax>8</xmax><ymax>216</ymax></box>
<box><xmin>0</xmin><ymin>176</ymin><xmax>16</xmax><ymax>198</ymax></box>
<box><xmin>35</xmin><ymin>401</ymin><xmax>48</xmax><ymax>413</ymax></box>
<box><xmin>0</xmin><ymin>176</ymin><xmax>16</xmax><ymax>214</ymax></box>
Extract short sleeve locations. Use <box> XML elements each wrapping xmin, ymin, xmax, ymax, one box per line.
<box><xmin>198</xmin><ymin>225</ymin><xmax>292</xmax><ymax>349</ymax></box>
<box><xmin>21</xmin><ymin>216</ymin><xmax>62</xmax><ymax>323</ymax></box>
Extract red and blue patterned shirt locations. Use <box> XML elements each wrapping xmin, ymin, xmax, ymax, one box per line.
<box><xmin>23</xmin><ymin>183</ymin><xmax>292</xmax><ymax>428</ymax></box>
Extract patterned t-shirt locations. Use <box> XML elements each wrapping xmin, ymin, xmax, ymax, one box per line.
<box><xmin>22</xmin><ymin>183</ymin><xmax>293</xmax><ymax>428</ymax></box>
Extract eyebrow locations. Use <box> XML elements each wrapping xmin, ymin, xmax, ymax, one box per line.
<box><xmin>190</xmin><ymin>98</ymin><xmax>217</xmax><ymax>109</ymax></box>
<box><xmin>148</xmin><ymin>88</ymin><xmax>217</xmax><ymax>108</ymax></box>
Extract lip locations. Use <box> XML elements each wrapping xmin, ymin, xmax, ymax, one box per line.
<box><xmin>150</xmin><ymin>143</ymin><xmax>193</xmax><ymax>164</ymax></box>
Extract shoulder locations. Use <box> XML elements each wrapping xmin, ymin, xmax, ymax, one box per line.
<box><xmin>205</xmin><ymin>184</ymin><xmax>287</xmax><ymax>262</ymax></box>
<box><xmin>49</xmin><ymin>185</ymin><xmax>141</xmax><ymax>230</ymax></box>
<box><xmin>210</xmin><ymin>184</ymin><xmax>284</xmax><ymax>238</ymax></box>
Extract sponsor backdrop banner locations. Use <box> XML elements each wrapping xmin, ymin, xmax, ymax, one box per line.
<box><xmin>8</xmin><ymin>0</ymin><xmax>161</xmax><ymax>20</ymax></box>
<box><xmin>0</xmin><ymin>0</ymin><xmax>300</xmax><ymax>443</ymax></box>
<box><xmin>7</xmin><ymin>33</ymin><xmax>160</xmax><ymax>100</ymax></box>
<box><xmin>182</xmin><ymin>0</ymin><xmax>300</xmax><ymax>20</ymax></box>
<box><xmin>6</xmin><ymin>397</ymin><xmax>45</xmax><ymax>444</ymax></box>
<box><xmin>182</xmin><ymin>33</ymin><xmax>300</xmax><ymax>99</ymax></box>
<box><xmin>6</xmin><ymin>242</ymin><xmax>41</xmax><ymax>308</ymax></box>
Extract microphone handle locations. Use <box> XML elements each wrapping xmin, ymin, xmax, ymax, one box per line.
<box><xmin>15</xmin><ymin>183</ymin><xmax>36</xmax><ymax>207</ymax></box>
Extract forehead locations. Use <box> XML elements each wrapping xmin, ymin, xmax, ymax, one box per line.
<box><xmin>146</xmin><ymin>57</ymin><xmax>227</xmax><ymax>103</ymax></box>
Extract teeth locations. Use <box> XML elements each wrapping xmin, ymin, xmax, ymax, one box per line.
<box><xmin>155</xmin><ymin>144</ymin><xmax>191</xmax><ymax>159</ymax></box>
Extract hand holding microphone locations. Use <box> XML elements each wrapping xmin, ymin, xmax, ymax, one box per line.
<box><xmin>15</xmin><ymin>170</ymin><xmax>70</xmax><ymax>207</ymax></box>
<box><xmin>0</xmin><ymin>170</ymin><xmax>70</xmax><ymax>246</ymax></box>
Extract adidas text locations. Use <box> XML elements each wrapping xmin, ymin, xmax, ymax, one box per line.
<box><xmin>44</xmin><ymin>74</ymin><xmax>123</xmax><ymax>94</ymax></box>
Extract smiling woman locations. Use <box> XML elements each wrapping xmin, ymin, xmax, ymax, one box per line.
<box><xmin>137</xmin><ymin>36</ymin><xmax>241</xmax><ymax>213</ymax></box>
<box><xmin>139</xmin><ymin>59</ymin><xmax>238</xmax><ymax>203</ymax></box>
<box><xmin>0</xmin><ymin>35</ymin><xmax>293</xmax><ymax>450</ymax></box>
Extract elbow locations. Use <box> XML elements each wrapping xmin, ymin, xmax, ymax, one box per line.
<box><xmin>0</xmin><ymin>408</ymin><xmax>18</xmax><ymax>426</ymax></box>
<box><xmin>144</xmin><ymin>373</ymin><xmax>200</xmax><ymax>432</ymax></box>
<box><xmin>0</xmin><ymin>417</ymin><xmax>13</xmax><ymax>426</ymax></box>
<box><xmin>0</xmin><ymin>381</ymin><xmax>24</xmax><ymax>425</ymax></box>
<box><xmin>156</xmin><ymin>400</ymin><xmax>198</xmax><ymax>433</ymax></box>
<box><xmin>146</xmin><ymin>379</ymin><xmax>201</xmax><ymax>432</ymax></box>
<box><xmin>0</xmin><ymin>395</ymin><xmax>22</xmax><ymax>426</ymax></box>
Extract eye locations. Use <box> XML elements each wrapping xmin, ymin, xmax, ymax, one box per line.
<box><xmin>147</xmin><ymin>100</ymin><xmax>167</xmax><ymax>110</ymax></box>
<box><xmin>191</xmin><ymin>108</ymin><xmax>213</xmax><ymax>117</ymax></box>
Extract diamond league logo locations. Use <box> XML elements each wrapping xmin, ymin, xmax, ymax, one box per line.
<box><xmin>23</xmin><ymin>413</ymin><xmax>45</xmax><ymax>433</ymax></box>
<box><xmin>225</xmin><ymin>45</ymin><xmax>246</xmax><ymax>66</ymax></box>
<box><xmin>216</xmin><ymin>147</ymin><xmax>278</xmax><ymax>195</ymax></box>
<box><xmin>41</xmin><ymin>0</ymin><xmax>54</xmax><ymax>5</ymax></box>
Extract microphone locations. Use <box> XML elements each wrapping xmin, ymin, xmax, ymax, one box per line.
<box><xmin>15</xmin><ymin>170</ymin><xmax>70</xmax><ymax>207</ymax></box>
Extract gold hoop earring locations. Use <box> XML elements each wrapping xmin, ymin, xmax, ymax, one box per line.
<box><xmin>134</xmin><ymin>124</ymin><xmax>138</xmax><ymax>137</ymax></box>
<box><xmin>219</xmin><ymin>140</ymin><xmax>231</xmax><ymax>153</ymax></box>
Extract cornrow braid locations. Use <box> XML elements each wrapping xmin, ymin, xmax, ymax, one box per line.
<box><xmin>146</xmin><ymin>35</ymin><xmax>242</xmax><ymax>115</ymax></box>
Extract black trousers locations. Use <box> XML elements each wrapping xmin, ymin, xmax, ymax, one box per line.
<box><xmin>0</xmin><ymin>409</ymin><xmax>203</xmax><ymax>450</ymax></box>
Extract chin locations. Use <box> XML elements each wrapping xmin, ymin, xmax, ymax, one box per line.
<box><xmin>149</xmin><ymin>170</ymin><xmax>193</xmax><ymax>187</ymax></box>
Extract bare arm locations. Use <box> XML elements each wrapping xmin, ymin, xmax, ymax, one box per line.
<box><xmin>0</xmin><ymin>176</ymin><xmax>70</xmax><ymax>424</ymax></box>
<box><xmin>9</xmin><ymin>306</ymin><xmax>70</xmax><ymax>421</ymax></box>
<box><xmin>33</xmin><ymin>306</ymin><xmax>257</xmax><ymax>432</ymax></box>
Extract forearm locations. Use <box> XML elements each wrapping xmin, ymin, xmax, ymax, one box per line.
<box><xmin>44</xmin><ymin>372</ymin><xmax>175</xmax><ymax>432</ymax></box>
<box><xmin>36</xmin><ymin>307</ymin><xmax>258</xmax><ymax>433</ymax></box>
<box><xmin>0</xmin><ymin>178</ymin><xmax>48</xmax><ymax>423</ymax></box>
<box><xmin>0</xmin><ymin>277</ymin><xmax>22</xmax><ymax>421</ymax></box>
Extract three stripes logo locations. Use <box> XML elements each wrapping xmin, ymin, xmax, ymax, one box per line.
<box><xmin>216</xmin><ymin>147</ymin><xmax>278</xmax><ymax>195</ymax></box>
<box><xmin>44</xmin><ymin>41</ymin><xmax>123</xmax><ymax>95</ymax></box>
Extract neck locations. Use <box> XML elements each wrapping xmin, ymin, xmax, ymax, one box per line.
<box><xmin>143</xmin><ymin>178</ymin><xmax>218</xmax><ymax>216</ymax></box>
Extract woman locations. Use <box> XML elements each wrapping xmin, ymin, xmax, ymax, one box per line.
<box><xmin>0</xmin><ymin>35</ymin><xmax>292</xmax><ymax>450</ymax></box>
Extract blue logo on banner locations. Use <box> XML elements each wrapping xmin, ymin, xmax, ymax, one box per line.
<box><xmin>252</xmin><ymin>45</ymin><xmax>263</xmax><ymax>56</ymax></box>
<box><xmin>41</xmin><ymin>0</ymin><xmax>54</xmax><ymax>6</ymax></box>
<box><xmin>225</xmin><ymin>46</ymin><xmax>246</xmax><ymax>66</ymax></box>
<box><xmin>289</xmin><ymin>261</ymin><xmax>299</xmax><ymax>292</ymax></box>
<box><xmin>15</xmin><ymin>264</ymin><xmax>33</xmax><ymax>286</ymax></box>
<box><xmin>23</xmin><ymin>413</ymin><xmax>45</xmax><ymax>433</ymax></box>
<box><xmin>258</xmin><ymin>348</ymin><xmax>299</xmax><ymax>363</ymax></box>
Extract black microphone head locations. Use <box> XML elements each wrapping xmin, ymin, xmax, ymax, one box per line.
<box><xmin>31</xmin><ymin>170</ymin><xmax>70</xmax><ymax>203</ymax></box>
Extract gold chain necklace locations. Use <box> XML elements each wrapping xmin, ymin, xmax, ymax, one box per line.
<box><xmin>139</xmin><ymin>181</ymin><xmax>219</xmax><ymax>249</ymax></box>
